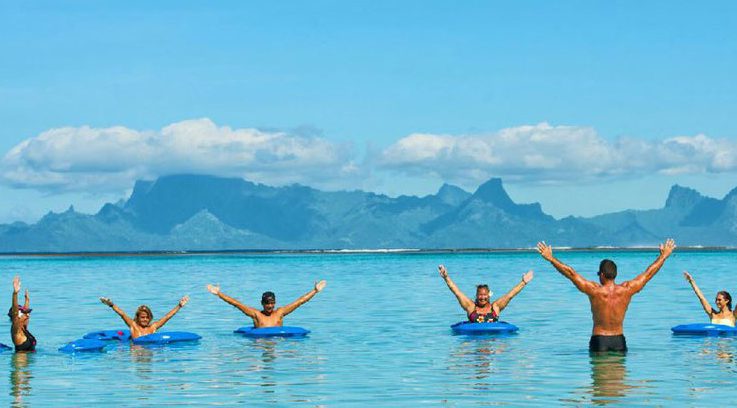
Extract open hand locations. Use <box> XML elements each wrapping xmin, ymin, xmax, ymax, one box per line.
<box><xmin>315</xmin><ymin>280</ymin><xmax>327</xmax><ymax>292</ymax></box>
<box><xmin>206</xmin><ymin>284</ymin><xmax>220</xmax><ymax>295</ymax></box>
<box><xmin>99</xmin><ymin>297</ymin><xmax>113</xmax><ymax>307</ymax></box>
<box><xmin>438</xmin><ymin>265</ymin><xmax>448</xmax><ymax>279</ymax></box>
<box><xmin>522</xmin><ymin>270</ymin><xmax>534</xmax><ymax>283</ymax></box>
<box><xmin>683</xmin><ymin>271</ymin><xmax>693</xmax><ymax>283</ymax></box>
<box><xmin>12</xmin><ymin>276</ymin><xmax>20</xmax><ymax>293</ymax></box>
<box><xmin>179</xmin><ymin>295</ymin><xmax>190</xmax><ymax>307</ymax></box>
<box><xmin>660</xmin><ymin>238</ymin><xmax>676</xmax><ymax>257</ymax></box>
<box><xmin>536</xmin><ymin>242</ymin><xmax>553</xmax><ymax>261</ymax></box>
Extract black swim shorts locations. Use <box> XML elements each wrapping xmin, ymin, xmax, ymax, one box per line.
<box><xmin>589</xmin><ymin>335</ymin><xmax>627</xmax><ymax>352</ymax></box>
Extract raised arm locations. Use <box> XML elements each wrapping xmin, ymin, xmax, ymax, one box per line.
<box><xmin>537</xmin><ymin>242</ymin><xmax>596</xmax><ymax>295</ymax></box>
<box><xmin>683</xmin><ymin>271</ymin><xmax>714</xmax><ymax>317</ymax></box>
<box><xmin>493</xmin><ymin>270</ymin><xmax>534</xmax><ymax>313</ymax></box>
<box><xmin>10</xmin><ymin>276</ymin><xmax>20</xmax><ymax>321</ymax></box>
<box><xmin>100</xmin><ymin>297</ymin><xmax>136</xmax><ymax>328</ymax></box>
<box><xmin>625</xmin><ymin>239</ymin><xmax>676</xmax><ymax>294</ymax></box>
<box><xmin>279</xmin><ymin>280</ymin><xmax>326</xmax><ymax>317</ymax></box>
<box><xmin>207</xmin><ymin>284</ymin><xmax>260</xmax><ymax>318</ymax></box>
<box><xmin>438</xmin><ymin>265</ymin><xmax>475</xmax><ymax>313</ymax></box>
<box><xmin>151</xmin><ymin>296</ymin><xmax>189</xmax><ymax>330</ymax></box>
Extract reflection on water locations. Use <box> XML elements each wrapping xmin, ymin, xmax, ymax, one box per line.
<box><xmin>589</xmin><ymin>353</ymin><xmax>634</xmax><ymax>406</ymax></box>
<box><xmin>10</xmin><ymin>352</ymin><xmax>34</xmax><ymax>407</ymax></box>
<box><xmin>700</xmin><ymin>338</ymin><xmax>736</xmax><ymax>373</ymax></box>
<box><xmin>252</xmin><ymin>338</ymin><xmax>278</xmax><ymax>392</ymax></box>
<box><xmin>448</xmin><ymin>337</ymin><xmax>508</xmax><ymax>391</ymax></box>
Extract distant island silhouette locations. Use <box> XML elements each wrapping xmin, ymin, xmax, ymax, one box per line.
<box><xmin>1</xmin><ymin>174</ymin><xmax>736</xmax><ymax>252</ymax></box>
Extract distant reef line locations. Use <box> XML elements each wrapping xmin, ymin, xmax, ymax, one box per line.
<box><xmin>2</xmin><ymin>246</ymin><xmax>735</xmax><ymax>258</ymax></box>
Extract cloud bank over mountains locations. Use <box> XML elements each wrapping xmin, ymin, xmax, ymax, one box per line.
<box><xmin>2</xmin><ymin>119</ymin><xmax>736</xmax><ymax>193</ymax></box>
<box><xmin>380</xmin><ymin>123</ymin><xmax>737</xmax><ymax>185</ymax></box>
<box><xmin>1</xmin><ymin>118</ymin><xmax>358</xmax><ymax>192</ymax></box>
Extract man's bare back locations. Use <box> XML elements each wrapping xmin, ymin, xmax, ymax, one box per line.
<box><xmin>537</xmin><ymin>239</ymin><xmax>676</xmax><ymax>351</ymax></box>
<box><xmin>587</xmin><ymin>283</ymin><xmax>637</xmax><ymax>336</ymax></box>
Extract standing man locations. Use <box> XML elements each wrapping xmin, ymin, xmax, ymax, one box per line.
<box><xmin>536</xmin><ymin>239</ymin><xmax>676</xmax><ymax>352</ymax></box>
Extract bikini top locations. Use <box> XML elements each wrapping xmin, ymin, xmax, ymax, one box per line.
<box><xmin>710</xmin><ymin>317</ymin><xmax>736</xmax><ymax>327</ymax></box>
<box><xmin>468</xmin><ymin>308</ymin><xmax>498</xmax><ymax>323</ymax></box>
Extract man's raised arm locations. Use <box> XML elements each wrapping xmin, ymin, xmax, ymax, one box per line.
<box><xmin>537</xmin><ymin>242</ymin><xmax>596</xmax><ymax>294</ymax></box>
<box><xmin>206</xmin><ymin>284</ymin><xmax>260</xmax><ymax>318</ymax></box>
<box><xmin>625</xmin><ymin>239</ymin><xmax>676</xmax><ymax>294</ymax></box>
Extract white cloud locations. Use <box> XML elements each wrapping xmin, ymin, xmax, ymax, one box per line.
<box><xmin>379</xmin><ymin>123</ymin><xmax>737</xmax><ymax>184</ymax></box>
<box><xmin>1</xmin><ymin>118</ymin><xmax>359</xmax><ymax>192</ymax></box>
<box><xmin>4</xmin><ymin>119</ymin><xmax>736</xmax><ymax>195</ymax></box>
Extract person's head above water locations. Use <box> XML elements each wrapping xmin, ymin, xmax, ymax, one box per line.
<box><xmin>716</xmin><ymin>291</ymin><xmax>733</xmax><ymax>311</ymax></box>
<box><xmin>135</xmin><ymin>305</ymin><xmax>153</xmax><ymax>327</ymax></box>
<box><xmin>598</xmin><ymin>259</ymin><xmax>617</xmax><ymax>282</ymax></box>
<box><xmin>7</xmin><ymin>305</ymin><xmax>31</xmax><ymax>322</ymax></box>
<box><xmin>475</xmin><ymin>284</ymin><xmax>492</xmax><ymax>307</ymax></box>
<box><xmin>261</xmin><ymin>291</ymin><xmax>276</xmax><ymax>312</ymax></box>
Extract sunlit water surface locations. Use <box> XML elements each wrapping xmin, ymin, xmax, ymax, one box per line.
<box><xmin>1</xmin><ymin>250</ymin><xmax>736</xmax><ymax>406</ymax></box>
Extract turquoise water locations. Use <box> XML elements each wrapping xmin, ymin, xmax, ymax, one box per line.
<box><xmin>1</xmin><ymin>250</ymin><xmax>736</xmax><ymax>406</ymax></box>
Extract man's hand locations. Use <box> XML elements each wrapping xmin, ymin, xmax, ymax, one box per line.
<box><xmin>206</xmin><ymin>284</ymin><xmax>220</xmax><ymax>295</ymax></box>
<box><xmin>660</xmin><ymin>239</ymin><xmax>676</xmax><ymax>258</ymax></box>
<box><xmin>536</xmin><ymin>242</ymin><xmax>554</xmax><ymax>262</ymax></box>
<box><xmin>315</xmin><ymin>280</ymin><xmax>327</xmax><ymax>292</ymax></box>
<box><xmin>100</xmin><ymin>297</ymin><xmax>114</xmax><ymax>307</ymax></box>
<box><xmin>522</xmin><ymin>270</ymin><xmax>534</xmax><ymax>284</ymax></box>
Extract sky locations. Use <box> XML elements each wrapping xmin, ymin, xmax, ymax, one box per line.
<box><xmin>1</xmin><ymin>1</ymin><xmax>736</xmax><ymax>223</ymax></box>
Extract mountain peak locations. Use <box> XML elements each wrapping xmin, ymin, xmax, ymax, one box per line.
<box><xmin>436</xmin><ymin>183</ymin><xmax>470</xmax><ymax>206</ymax></box>
<box><xmin>472</xmin><ymin>178</ymin><xmax>515</xmax><ymax>206</ymax></box>
<box><xmin>665</xmin><ymin>184</ymin><xmax>704</xmax><ymax>209</ymax></box>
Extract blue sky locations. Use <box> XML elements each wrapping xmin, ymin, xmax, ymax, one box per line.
<box><xmin>1</xmin><ymin>1</ymin><xmax>736</xmax><ymax>223</ymax></box>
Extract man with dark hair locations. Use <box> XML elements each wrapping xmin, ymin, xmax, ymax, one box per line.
<box><xmin>206</xmin><ymin>281</ymin><xmax>326</xmax><ymax>328</ymax></box>
<box><xmin>598</xmin><ymin>259</ymin><xmax>617</xmax><ymax>280</ymax></box>
<box><xmin>537</xmin><ymin>239</ymin><xmax>676</xmax><ymax>352</ymax></box>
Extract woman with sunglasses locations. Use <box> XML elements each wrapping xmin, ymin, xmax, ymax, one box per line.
<box><xmin>683</xmin><ymin>271</ymin><xmax>735</xmax><ymax>327</ymax></box>
<box><xmin>8</xmin><ymin>276</ymin><xmax>35</xmax><ymax>352</ymax></box>
<box><xmin>438</xmin><ymin>265</ymin><xmax>533</xmax><ymax>323</ymax></box>
<box><xmin>99</xmin><ymin>295</ymin><xmax>190</xmax><ymax>339</ymax></box>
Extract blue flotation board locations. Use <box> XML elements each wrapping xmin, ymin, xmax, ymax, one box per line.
<box><xmin>451</xmin><ymin>321</ymin><xmax>519</xmax><ymax>335</ymax></box>
<box><xmin>59</xmin><ymin>338</ymin><xmax>107</xmax><ymax>353</ymax></box>
<box><xmin>0</xmin><ymin>343</ymin><xmax>12</xmax><ymax>351</ymax></box>
<box><xmin>132</xmin><ymin>331</ymin><xmax>201</xmax><ymax>345</ymax></box>
<box><xmin>234</xmin><ymin>326</ymin><xmax>310</xmax><ymax>338</ymax></box>
<box><xmin>83</xmin><ymin>329</ymin><xmax>131</xmax><ymax>341</ymax></box>
<box><xmin>671</xmin><ymin>323</ymin><xmax>737</xmax><ymax>336</ymax></box>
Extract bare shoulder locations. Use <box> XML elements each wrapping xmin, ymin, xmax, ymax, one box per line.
<box><xmin>618</xmin><ymin>280</ymin><xmax>638</xmax><ymax>292</ymax></box>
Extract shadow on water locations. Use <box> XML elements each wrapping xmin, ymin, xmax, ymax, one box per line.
<box><xmin>588</xmin><ymin>352</ymin><xmax>635</xmax><ymax>406</ymax></box>
<box><xmin>10</xmin><ymin>352</ymin><xmax>34</xmax><ymax>407</ymax></box>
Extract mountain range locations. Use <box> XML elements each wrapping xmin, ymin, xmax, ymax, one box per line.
<box><xmin>1</xmin><ymin>174</ymin><xmax>736</xmax><ymax>252</ymax></box>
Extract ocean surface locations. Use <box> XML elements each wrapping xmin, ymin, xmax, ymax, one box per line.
<box><xmin>1</xmin><ymin>249</ymin><xmax>736</xmax><ymax>406</ymax></box>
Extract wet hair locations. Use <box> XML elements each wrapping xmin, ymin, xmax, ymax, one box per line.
<box><xmin>717</xmin><ymin>291</ymin><xmax>733</xmax><ymax>311</ymax></box>
<box><xmin>476</xmin><ymin>284</ymin><xmax>490</xmax><ymax>293</ymax></box>
<box><xmin>261</xmin><ymin>291</ymin><xmax>276</xmax><ymax>304</ymax></box>
<box><xmin>135</xmin><ymin>305</ymin><xmax>153</xmax><ymax>321</ymax></box>
<box><xmin>598</xmin><ymin>259</ymin><xmax>617</xmax><ymax>280</ymax></box>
